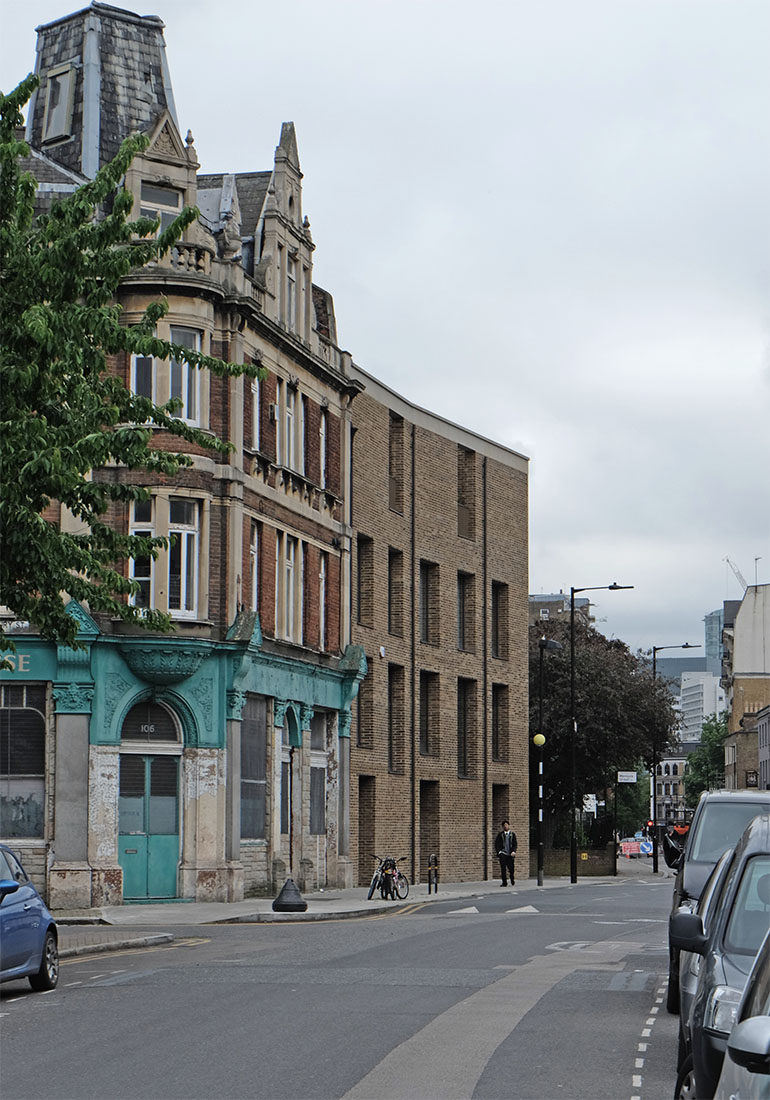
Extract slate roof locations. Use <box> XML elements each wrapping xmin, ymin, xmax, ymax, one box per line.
<box><xmin>197</xmin><ymin>172</ymin><xmax>271</xmax><ymax>238</ymax></box>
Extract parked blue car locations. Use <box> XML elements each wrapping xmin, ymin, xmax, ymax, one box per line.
<box><xmin>0</xmin><ymin>844</ymin><xmax>58</xmax><ymax>991</ymax></box>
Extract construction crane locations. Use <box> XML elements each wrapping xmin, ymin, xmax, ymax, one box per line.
<box><xmin>724</xmin><ymin>556</ymin><xmax>748</xmax><ymax>591</ymax></box>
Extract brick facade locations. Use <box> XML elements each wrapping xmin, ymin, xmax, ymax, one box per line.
<box><xmin>349</xmin><ymin>375</ymin><xmax>529</xmax><ymax>887</ymax></box>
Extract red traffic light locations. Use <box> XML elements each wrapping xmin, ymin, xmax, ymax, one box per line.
<box><xmin>646</xmin><ymin>820</ymin><xmax>654</xmax><ymax>828</ymax></box>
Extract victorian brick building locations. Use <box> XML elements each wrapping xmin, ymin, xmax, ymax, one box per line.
<box><xmin>1</xmin><ymin>2</ymin><xmax>529</xmax><ymax>904</ymax></box>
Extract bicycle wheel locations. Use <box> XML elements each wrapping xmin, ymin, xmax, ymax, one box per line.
<box><xmin>395</xmin><ymin>872</ymin><xmax>409</xmax><ymax>900</ymax></box>
<box><xmin>367</xmin><ymin>871</ymin><xmax>379</xmax><ymax>900</ymax></box>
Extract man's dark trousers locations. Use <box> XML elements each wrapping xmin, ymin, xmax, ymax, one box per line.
<box><xmin>499</xmin><ymin>853</ymin><xmax>515</xmax><ymax>885</ymax></box>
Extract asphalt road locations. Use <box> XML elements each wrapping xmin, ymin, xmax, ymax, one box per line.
<box><xmin>0</xmin><ymin>876</ymin><xmax>678</xmax><ymax>1100</ymax></box>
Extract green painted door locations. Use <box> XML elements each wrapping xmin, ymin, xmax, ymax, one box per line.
<box><xmin>118</xmin><ymin>755</ymin><xmax>179</xmax><ymax>899</ymax></box>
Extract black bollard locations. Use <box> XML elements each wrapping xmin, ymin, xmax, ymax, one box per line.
<box><xmin>272</xmin><ymin>878</ymin><xmax>308</xmax><ymax>912</ymax></box>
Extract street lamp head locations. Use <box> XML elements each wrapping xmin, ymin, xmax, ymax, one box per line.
<box><xmin>608</xmin><ymin>583</ymin><xmax>634</xmax><ymax>591</ymax></box>
<box><xmin>533</xmin><ymin>734</ymin><xmax>546</xmax><ymax>748</ymax></box>
<box><xmin>539</xmin><ymin>637</ymin><xmax>564</xmax><ymax>652</ymax></box>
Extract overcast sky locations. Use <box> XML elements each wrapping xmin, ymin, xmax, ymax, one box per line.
<box><xmin>2</xmin><ymin>0</ymin><xmax>768</xmax><ymax>654</ymax></box>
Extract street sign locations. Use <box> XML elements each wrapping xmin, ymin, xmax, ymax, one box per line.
<box><xmin>639</xmin><ymin>840</ymin><xmax>652</xmax><ymax>855</ymax></box>
<box><xmin>617</xmin><ymin>771</ymin><xmax>637</xmax><ymax>783</ymax></box>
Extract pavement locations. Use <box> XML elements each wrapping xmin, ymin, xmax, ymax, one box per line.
<box><xmin>54</xmin><ymin>854</ymin><xmax>674</xmax><ymax>960</ymax></box>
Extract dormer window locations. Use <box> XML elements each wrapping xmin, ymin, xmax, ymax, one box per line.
<box><xmin>42</xmin><ymin>63</ymin><xmax>76</xmax><ymax>143</ymax></box>
<box><xmin>140</xmin><ymin>181</ymin><xmax>183</xmax><ymax>235</ymax></box>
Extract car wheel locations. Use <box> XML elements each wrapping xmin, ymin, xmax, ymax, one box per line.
<box><xmin>29</xmin><ymin>929</ymin><xmax>58</xmax><ymax>991</ymax></box>
<box><xmin>674</xmin><ymin>1053</ymin><xmax>695</xmax><ymax>1100</ymax></box>
<box><xmin>666</xmin><ymin>950</ymin><xmax>680</xmax><ymax>1014</ymax></box>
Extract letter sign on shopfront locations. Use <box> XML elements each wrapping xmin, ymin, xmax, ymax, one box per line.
<box><xmin>1</xmin><ymin>652</ymin><xmax>32</xmax><ymax>673</ymax></box>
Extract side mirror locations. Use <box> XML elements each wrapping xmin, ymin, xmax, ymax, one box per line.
<box><xmin>662</xmin><ymin>833</ymin><xmax>683</xmax><ymax>869</ymax></box>
<box><xmin>670</xmin><ymin>908</ymin><xmax>708</xmax><ymax>954</ymax></box>
<box><xmin>0</xmin><ymin>878</ymin><xmax>20</xmax><ymax>902</ymax></box>
<box><xmin>726</xmin><ymin>1016</ymin><xmax>770</xmax><ymax>1075</ymax></box>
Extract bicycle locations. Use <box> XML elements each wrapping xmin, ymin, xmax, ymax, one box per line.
<box><xmin>367</xmin><ymin>855</ymin><xmax>409</xmax><ymax>900</ymax></box>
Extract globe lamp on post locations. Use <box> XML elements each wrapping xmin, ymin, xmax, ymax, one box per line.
<box><xmin>536</xmin><ymin>634</ymin><xmax>562</xmax><ymax>886</ymax></box>
<box><xmin>533</xmin><ymin>733</ymin><xmax>546</xmax><ymax>886</ymax></box>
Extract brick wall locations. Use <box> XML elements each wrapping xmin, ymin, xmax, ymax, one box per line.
<box><xmin>350</xmin><ymin>387</ymin><xmax>529</xmax><ymax>885</ymax></box>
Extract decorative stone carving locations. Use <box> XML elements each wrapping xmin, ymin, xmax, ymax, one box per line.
<box><xmin>190</xmin><ymin>678</ymin><xmax>213</xmax><ymax>735</ymax></box>
<box><xmin>338</xmin><ymin>710</ymin><xmax>352</xmax><ymax>739</ymax></box>
<box><xmin>53</xmin><ymin>682</ymin><xmax>94</xmax><ymax>714</ymax></box>
<box><xmin>273</xmin><ymin>699</ymin><xmax>289</xmax><ymax>728</ymax></box>
<box><xmin>227</xmin><ymin>689</ymin><xmax>247</xmax><ymax>720</ymax></box>
<box><xmin>300</xmin><ymin>704</ymin><xmax>314</xmax><ymax>731</ymax></box>
<box><xmin>118</xmin><ymin>641</ymin><xmax>211</xmax><ymax>684</ymax></box>
<box><xmin>103</xmin><ymin>672</ymin><xmax>131</xmax><ymax>730</ymax></box>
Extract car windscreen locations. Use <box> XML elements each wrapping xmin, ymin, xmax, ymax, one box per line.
<box><xmin>690</xmin><ymin>802</ymin><xmax>770</xmax><ymax>863</ymax></box>
<box><xmin>723</xmin><ymin>856</ymin><xmax>770</xmax><ymax>956</ymax></box>
<box><xmin>738</xmin><ymin>931</ymin><xmax>770</xmax><ymax>1020</ymax></box>
<box><xmin>697</xmin><ymin>848</ymin><xmax>734</xmax><ymax>932</ymax></box>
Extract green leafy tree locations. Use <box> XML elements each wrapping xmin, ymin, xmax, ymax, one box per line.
<box><xmin>0</xmin><ymin>75</ymin><xmax>260</xmax><ymax>651</ymax></box>
<box><xmin>684</xmin><ymin>713</ymin><xmax>727</xmax><ymax>807</ymax></box>
<box><xmin>529</xmin><ymin>622</ymin><xmax>677</xmax><ymax>845</ymax></box>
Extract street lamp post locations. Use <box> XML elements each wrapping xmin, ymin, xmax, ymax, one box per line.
<box><xmin>535</xmin><ymin>636</ymin><xmax>562</xmax><ymax>886</ymax></box>
<box><xmin>570</xmin><ymin>582</ymin><xmax>633</xmax><ymax>884</ymax></box>
<box><xmin>650</xmin><ymin>642</ymin><xmax>700</xmax><ymax>873</ymax></box>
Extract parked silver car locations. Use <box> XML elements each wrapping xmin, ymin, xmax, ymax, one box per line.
<box><xmin>713</xmin><ymin>927</ymin><xmax>770</xmax><ymax>1100</ymax></box>
<box><xmin>671</xmin><ymin>814</ymin><xmax>770</xmax><ymax>1100</ymax></box>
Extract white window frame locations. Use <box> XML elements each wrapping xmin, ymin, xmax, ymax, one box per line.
<box><xmin>251</xmin><ymin>378</ymin><xmax>261</xmax><ymax>451</ymax></box>
<box><xmin>128</xmin><ymin>499</ymin><xmax>154</xmax><ymax>610</ymax></box>
<box><xmin>275</xmin><ymin>379</ymin><xmax>284</xmax><ymax>466</ymax></box>
<box><xmin>285</xmin><ymin>387</ymin><xmax>296</xmax><ymax>470</ymax></box>
<box><xmin>319</xmin><ymin>409</ymin><xmax>327</xmax><ymax>489</ymax></box>
<box><xmin>319</xmin><ymin>551</ymin><xmax>327</xmax><ymax>650</ymax></box>
<box><xmin>287</xmin><ymin>257</ymin><xmax>296</xmax><ymax>333</ymax></box>
<box><xmin>169</xmin><ymin>326</ymin><xmax>200</xmax><ymax>426</ymax></box>
<box><xmin>131</xmin><ymin>353</ymin><xmax>156</xmax><ymax>402</ymax></box>
<box><xmin>275</xmin><ymin>532</ymin><xmax>303</xmax><ymax>642</ymax></box>
<box><xmin>250</xmin><ymin>521</ymin><xmax>259</xmax><ymax>614</ymax></box>
<box><xmin>168</xmin><ymin>497</ymin><xmax>199</xmax><ymax>618</ymax></box>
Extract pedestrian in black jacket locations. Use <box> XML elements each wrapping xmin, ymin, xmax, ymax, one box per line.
<box><xmin>494</xmin><ymin>820</ymin><xmax>517</xmax><ymax>886</ymax></box>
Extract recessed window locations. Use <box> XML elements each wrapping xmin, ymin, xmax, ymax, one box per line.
<box><xmin>419</xmin><ymin>561</ymin><xmax>439</xmax><ymax>645</ymax></box>
<box><xmin>241</xmin><ymin>695</ymin><xmax>267</xmax><ymax>839</ymax></box>
<box><xmin>388</xmin><ymin>413</ymin><xmax>404</xmax><ymax>513</ymax></box>
<box><xmin>419</xmin><ymin>671</ymin><xmax>439</xmax><ymax>756</ymax></box>
<box><xmin>457</xmin><ymin>571</ymin><xmax>475</xmax><ymax>652</ymax></box>
<box><xmin>357</xmin><ymin>535</ymin><xmax>374</xmax><ymax>628</ymax></box>
<box><xmin>491</xmin><ymin>581</ymin><xmax>509</xmax><ymax>659</ymax></box>
<box><xmin>388</xmin><ymin>548</ymin><xmax>404</xmax><ymax>637</ymax></box>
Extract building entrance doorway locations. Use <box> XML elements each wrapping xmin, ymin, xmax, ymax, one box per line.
<box><xmin>118</xmin><ymin>754</ymin><xmax>179</xmax><ymax>899</ymax></box>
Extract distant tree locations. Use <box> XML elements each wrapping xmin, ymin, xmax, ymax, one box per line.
<box><xmin>0</xmin><ymin>75</ymin><xmax>261</xmax><ymax>652</ymax></box>
<box><xmin>529</xmin><ymin>622</ymin><xmax>677</xmax><ymax>845</ymax></box>
<box><xmin>615</xmin><ymin>772</ymin><xmax>653</xmax><ymax>839</ymax></box>
<box><xmin>684</xmin><ymin>713</ymin><xmax>727</xmax><ymax>807</ymax></box>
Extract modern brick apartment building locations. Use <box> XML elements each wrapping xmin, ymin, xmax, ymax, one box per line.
<box><xmin>1</xmin><ymin>2</ymin><xmax>529</xmax><ymax>904</ymax></box>
<box><xmin>348</xmin><ymin>368</ymin><xmax>529</xmax><ymax>886</ymax></box>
